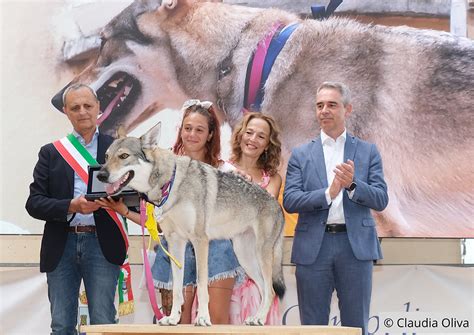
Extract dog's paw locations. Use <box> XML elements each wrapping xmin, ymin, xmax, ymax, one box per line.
<box><xmin>244</xmin><ymin>316</ymin><xmax>265</xmax><ymax>326</ymax></box>
<box><xmin>158</xmin><ymin>315</ymin><xmax>180</xmax><ymax>326</ymax></box>
<box><xmin>194</xmin><ymin>315</ymin><xmax>212</xmax><ymax>327</ymax></box>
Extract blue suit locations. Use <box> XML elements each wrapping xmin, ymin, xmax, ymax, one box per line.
<box><xmin>283</xmin><ymin>133</ymin><xmax>388</xmax><ymax>334</ymax></box>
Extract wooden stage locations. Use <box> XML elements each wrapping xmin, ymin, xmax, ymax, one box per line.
<box><xmin>80</xmin><ymin>324</ymin><xmax>361</xmax><ymax>335</ymax></box>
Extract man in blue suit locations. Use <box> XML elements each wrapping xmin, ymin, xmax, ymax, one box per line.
<box><xmin>283</xmin><ymin>82</ymin><xmax>388</xmax><ymax>335</ymax></box>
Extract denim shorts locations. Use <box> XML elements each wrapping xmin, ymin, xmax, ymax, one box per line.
<box><xmin>151</xmin><ymin>238</ymin><xmax>242</xmax><ymax>289</ymax></box>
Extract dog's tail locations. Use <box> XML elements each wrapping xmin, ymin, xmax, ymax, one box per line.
<box><xmin>272</xmin><ymin>209</ymin><xmax>286</xmax><ymax>299</ymax></box>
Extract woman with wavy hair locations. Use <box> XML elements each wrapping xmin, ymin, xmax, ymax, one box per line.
<box><xmin>229</xmin><ymin>112</ymin><xmax>282</xmax><ymax>197</ymax></box>
<box><xmin>228</xmin><ymin>112</ymin><xmax>283</xmax><ymax>325</ymax></box>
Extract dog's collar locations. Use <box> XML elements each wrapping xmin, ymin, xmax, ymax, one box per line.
<box><xmin>243</xmin><ymin>22</ymin><xmax>300</xmax><ymax>112</ymax></box>
<box><xmin>140</xmin><ymin>164</ymin><xmax>177</xmax><ymax>208</ymax></box>
<box><xmin>157</xmin><ymin>165</ymin><xmax>176</xmax><ymax>208</ymax></box>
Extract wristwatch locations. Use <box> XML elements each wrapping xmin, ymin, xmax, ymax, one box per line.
<box><xmin>346</xmin><ymin>182</ymin><xmax>357</xmax><ymax>192</ymax></box>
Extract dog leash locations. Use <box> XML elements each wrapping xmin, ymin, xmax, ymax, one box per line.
<box><xmin>140</xmin><ymin>199</ymin><xmax>164</xmax><ymax>321</ymax></box>
<box><xmin>139</xmin><ymin>165</ymin><xmax>181</xmax><ymax>321</ymax></box>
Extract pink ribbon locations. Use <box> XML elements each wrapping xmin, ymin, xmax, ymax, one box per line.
<box><xmin>140</xmin><ymin>199</ymin><xmax>164</xmax><ymax>320</ymax></box>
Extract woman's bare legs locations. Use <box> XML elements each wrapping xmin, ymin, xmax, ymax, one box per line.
<box><xmin>208</xmin><ymin>277</ymin><xmax>235</xmax><ymax>324</ymax></box>
<box><xmin>161</xmin><ymin>278</ymin><xmax>236</xmax><ymax>324</ymax></box>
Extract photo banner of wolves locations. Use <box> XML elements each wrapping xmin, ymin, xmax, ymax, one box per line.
<box><xmin>51</xmin><ymin>0</ymin><xmax>473</xmax><ymax>238</ymax></box>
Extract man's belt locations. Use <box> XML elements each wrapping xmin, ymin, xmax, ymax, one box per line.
<box><xmin>325</xmin><ymin>224</ymin><xmax>347</xmax><ymax>233</ymax></box>
<box><xmin>68</xmin><ymin>225</ymin><xmax>96</xmax><ymax>233</ymax></box>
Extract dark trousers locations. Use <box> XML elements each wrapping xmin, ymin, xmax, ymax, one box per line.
<box><xmin>295</xmin><ymin>232</ymin><xmax>373</xmax><ymax>335</ymax></box>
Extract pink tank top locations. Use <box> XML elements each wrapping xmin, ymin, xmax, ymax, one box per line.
<box><xmin>257</xmin><ymin>170</ymin><xmax>271</xmax><ymax>189</ymax></box>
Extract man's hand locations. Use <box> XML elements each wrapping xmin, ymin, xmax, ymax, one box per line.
<box><xmin>329</xmin><ymin>177</ymin><xmax>342</xmax><ymax>200</ymax></box>
<box><xmin>334</xmin><ymin>159</ymin><xmax>355</xmax><ymax>189</ymax></box>
<box><xmin>69</xmin><ymin>195</ymin><xmax>100</xmax><ymax>214</ymax></box>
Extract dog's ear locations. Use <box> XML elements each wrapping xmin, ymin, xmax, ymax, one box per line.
<box><xmin>141</xmin><ymin>122</ymin><xmax>162</xmax><ymax>149</ymax></box>
<box><xmin>116</xmin><ymin>125</ymin><xmax>127</xmax><ymax>139</ymax></box>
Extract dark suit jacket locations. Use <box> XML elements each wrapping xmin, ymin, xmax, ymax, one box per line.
<box><xmin>283</xmin><ymin>134</ymin><xmax>389</xmax><ymax>263</ymax></box>
<box><xmin>26</xmin><ymin>133</ymin><xmax>127</xmax><ymax>273</ymax></box>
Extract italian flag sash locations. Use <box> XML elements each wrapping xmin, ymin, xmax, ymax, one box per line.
<box><xmin>53</xmin><ymin>133</ymin><xmax>134</xmax><ymax>316</ymax></box>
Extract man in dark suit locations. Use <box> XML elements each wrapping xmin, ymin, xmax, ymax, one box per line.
<box><xmin>26</xmin><ymin>84</ymin><xmax>126</xmax><ymax>334</ymax></box>
<box><xmin>283</xmin><ymin>82</ymin><xmax>388</xmax><ymax>335</ymax></box>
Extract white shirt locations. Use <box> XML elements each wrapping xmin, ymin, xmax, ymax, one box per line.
<box><xmin>321</xmin><ymin>129</ymin><xmax>346</xmax><ymax>224</ymax></box>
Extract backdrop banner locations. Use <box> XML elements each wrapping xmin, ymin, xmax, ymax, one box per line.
<box><xmin>2</xmin><ymin>1</ymin><xmax>472</xmax><ymax>238</ymax></box>
<box><xmin>1</xmin><ymin>265</ymin><xmax>472</xmax><ymax>334</ymax></box>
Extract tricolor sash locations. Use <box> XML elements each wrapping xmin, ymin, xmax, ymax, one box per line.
<box><xmin>118</xmin><ymin>254</ymin><xmax>134</xmax><ymax>316</ymax></box>
<box><xmin>53</xmin><ymin>134</ymin><xmax>134</xmax><ymax>315</ymax></box>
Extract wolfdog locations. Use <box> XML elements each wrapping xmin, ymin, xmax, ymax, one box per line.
<box><xmin>52</xmin><ymin>0</ymin><xmax>474</xmax><ymax>238</ymax></box>
<box><xmin>97</xmin><ymin>123</ymin><xmax>286</xmax><ymax>326</ymax></box>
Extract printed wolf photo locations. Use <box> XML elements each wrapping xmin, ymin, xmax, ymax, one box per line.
<box><xmin>97</xmin><ymin>123</ymin><xmax>286</xmax><ymax>326</ymax></box>
<box><xmin>52</xmin><ymin>0</ymin><xmax>474</xmax><ymax>237</ymax></box>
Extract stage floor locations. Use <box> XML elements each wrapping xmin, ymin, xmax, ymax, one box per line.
<box><xmin>80</xmin><ymin>324</ymin><xmax>361</xmax><ymax>335</ymax></box>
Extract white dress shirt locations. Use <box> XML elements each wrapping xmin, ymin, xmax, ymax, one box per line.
<box><xmin>321</xmin><ymin>129</ymin><xmax>346</xmax><ymax>224</ymax></box>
